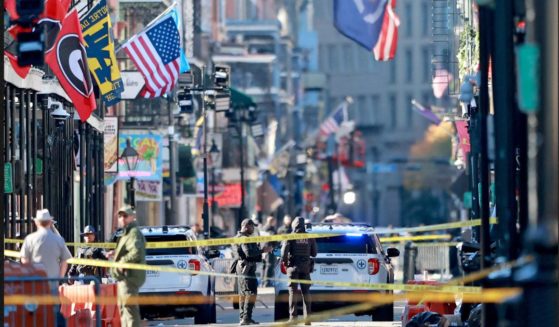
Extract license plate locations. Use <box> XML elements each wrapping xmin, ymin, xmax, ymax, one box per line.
<box><xmin>146</xmin><ymin>270</ymin><xmax>160</xmax><ymax>277</ymax></box>
<box><xmin>320</xmin><ymin>266</ymin><xmax>338</xmax><ymax>274</ymax></box>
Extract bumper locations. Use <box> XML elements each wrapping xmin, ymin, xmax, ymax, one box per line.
<box><xmin>139</xmin><ymin>291</ymin><xmax>206</xmax><ymax>317</ymax></box>
<box><xmin>276</xmin><ymin>289</ymin><xmax>388</xmax><ymax>315</ymax></box>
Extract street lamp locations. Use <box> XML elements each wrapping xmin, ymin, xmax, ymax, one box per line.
<box><xmin>343</xmin><ymin>189</ymin><xmax>356</xmax><ymax>205</ymax></box>
<box><xmin>209</xmin><ymin>140</ymin><xmax>221</xmax><ymax>228</ymax></box>
<box><xmin>120</xmin><ymin>138</ymin><xmax>139</xmax><ymax>209</ymax></box>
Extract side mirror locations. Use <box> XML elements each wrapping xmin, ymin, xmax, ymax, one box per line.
<box><xmin>205</xmin><ymin>249</ymin><xmax>221</xmax><ymax>259</ymax></box>
<box><xmin>386</xmin><ymin>248</ymin><xmax>400</xmax><ymax>258</ymax></box>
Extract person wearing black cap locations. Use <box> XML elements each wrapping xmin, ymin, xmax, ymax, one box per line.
<box><xmin>281</xmin><ymin>216</ymin><xmax>317</xmax><ymax>325</ymax></box>
<box><xmin>68</xmin><ymin>225</ymin><xmax>107</xmax><ymax>281</ymax></box>
<box><xmin>233</xmin><ymin>218</ymin><xmax>271</xmax><ymax>325</ymax></box>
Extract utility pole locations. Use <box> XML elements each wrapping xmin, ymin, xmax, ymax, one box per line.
<box><xmin>326</xmin><ymin>134</ymin><xmax>337</xmax><ymax>214</ymax></box>
<box><xmin>493</xmin><ymin>0</ymin><xmax>518</xmax><ymax>260</ymax></box>
<box><xmin>168</xmin><ymin>95</ymin><xmax>177</xmax><ymax>225</ymax></box>
<box><xmin>201</xmin><ymin>67</ymin><xmax>210</xmax><ymax>238</ymax></box>
<box><xmin>239</xmin><ymin>122</ymin><xmax>246</xmax><ymax>224</ymax></box>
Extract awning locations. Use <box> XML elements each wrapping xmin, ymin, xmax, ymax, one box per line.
<box><xmin>231</xmin><ymin>87</ymin><xmax>256</xmax><ymax>109</ymax></box>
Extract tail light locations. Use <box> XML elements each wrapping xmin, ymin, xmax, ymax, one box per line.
<box><xmin>280</xmin><ymin>262</ymin><xmax>287</xmax><ymax>274</ymax></box>
<box><xmin>188</xmin><ymin>259</ymin><xmax>201</xmax><ymax>273</ymax></box>
<box><xmin>368</xmin><ymin>258</ymin><xmax>380</xmax><ymax>275</ymax></box>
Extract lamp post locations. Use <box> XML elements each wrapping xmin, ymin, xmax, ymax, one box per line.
<box><xmin>120</xmin><ymin>138</ymin><xmax>139</xmax><ymax>209</ymax></box>
<box><xmin>209</xmin><ymin>139</ymin><xmax>220</xmax><ymax>232</ymax></box>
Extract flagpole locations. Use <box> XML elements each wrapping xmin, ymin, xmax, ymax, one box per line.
<box><xmin>115</xmin><ymin>1</ymin><xmax>178</xmax><ymax>54</ymax></box>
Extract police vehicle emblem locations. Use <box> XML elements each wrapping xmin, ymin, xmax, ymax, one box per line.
<box><xmin>177</xmin><ymin>260</ymin><xmax>188</xmax><ymax>269</ymax></box>
<box><xmin>356</xmin><ymin>259</ymin><xmax>366</xmax><ymax>270</ymax></box>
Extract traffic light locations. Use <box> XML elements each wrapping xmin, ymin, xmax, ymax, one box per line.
<box><xmin>17</xmin><ymin>27</ymin><xmax>44</xmax><ymax>66</ymax></box>
<box><xmin>213</xmin><ymin>65</ymin><xmax>230</xmax><ymax>89</ymax></box>
<box><xmin>16</xmin><ymin>0</ymin><xmax>44</xmax><ymax>24</ymax></box>
<box><xmin>178</xmin><ymin>89</ymin><xmax>193</xmax><ymax>114</ymax></box>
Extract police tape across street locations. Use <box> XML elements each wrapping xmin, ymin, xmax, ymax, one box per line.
<box><xmin>7</xmin><ymin>248</ymin><xmax>518</xmax><ymax>294</ymax></box>
<box><xmin>4</xmin><ymin>232</ymin><xmax>452</xmax><ymax>250</ymax></box>
<box><xmin>4</xmin><ymin>217</ymin><xmax>498</xmax><ymax>250</ymax></box>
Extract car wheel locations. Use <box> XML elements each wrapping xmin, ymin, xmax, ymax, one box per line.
<box><xmin>194</xmin><ymin>280</ymin><xmax>217</xmax><ymax>324</ymax></box>
<box><xmin>274</xmin><ymin>294</ymin><xmax>289</xmax><ymax>321</ymax></box>
<box><xmin>371</xmin><ymin>302</ymin><xmax>393</xmax><ymax>321</ymax></box>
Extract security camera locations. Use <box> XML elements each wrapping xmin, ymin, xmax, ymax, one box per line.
<box><xmin>48</xmin><ymin>98</ymin><xmax>70</xmax><ymax>123</ymax></box>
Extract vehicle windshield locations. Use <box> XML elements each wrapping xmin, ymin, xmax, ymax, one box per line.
<box><xmin>316</xmin><ymin>234</ymin><xmax>377</xmax><ymax>254</ymax></box>
<box><xmin>145</xmin><ymin>235</ymin><xmax>197</xmax><ymax>256</ymax></box>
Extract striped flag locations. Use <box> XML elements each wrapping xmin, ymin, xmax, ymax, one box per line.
<box><xmin>123</xmin><ymin>12</ymin><xmax>182</xmax><ymax>98</ymax></box>
<box><xmin>319</xmin><ymin>102</ymin><xmax>348</xmax><ymax>137</ymax></box>
<box><xmin>191</xmin><ymin>115</ymin><xmax>205</xmax><ymax>156</ymax></box>
<box><xmin>411</xmin><ymin>99</ymin><xmax>442</xmax><ymax>125</ymax></box>
<box><xmin>373</xmin><ymin>0</ymin><xmax>400</xmax><ymax>61</ymax></box>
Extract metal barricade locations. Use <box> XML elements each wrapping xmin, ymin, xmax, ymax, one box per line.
<box><xmin>4</xmin><ymin>274</ymin><xmax>102</xmax><ymax>327</ymax></box>
<box><xmin>389</xmin><ymin>243</ymin><xmax>451</xmax><ymax>282</ymax></box>
<box><xmin>210</xmin><ymin>258</ymin><xmax>237</xmax><ymax>295</ymax></box>
<box><xmin>416</xmin><ymin>243</ymin><xmax>450</xmax><ymax>276</ymax></box>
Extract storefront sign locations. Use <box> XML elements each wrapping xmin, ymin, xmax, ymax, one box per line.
<box><xmin>118</xmin><ymin>133</ymin><xmax>163</xmax><ymax>181</ymax></box>
<box><xmin>104</xmin><ymin>117</ymin><xmax>119</xmax><ymax>172</ymax></box>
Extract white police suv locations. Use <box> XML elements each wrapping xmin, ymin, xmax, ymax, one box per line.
<box><xmin>274</xmin><ymin>223</ymin><xmax>400</xmax><ymax>322</ymax></box>
<box><xmin>113</xmin><ymin>225</ymin><xmax>219</xmax><ymax>324</ymax></box>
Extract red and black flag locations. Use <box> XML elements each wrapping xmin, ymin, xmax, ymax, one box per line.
<box><xmin>45</xmin><ymin>10</ymin><xmax>97</xmax><ymax>122</ymax></box>
<box><xmin>4</xmin><ymin>0</ymin><xmax>71</xmax><ymax>78</ymax></box>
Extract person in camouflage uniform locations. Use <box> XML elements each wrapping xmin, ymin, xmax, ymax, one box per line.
<box><xmin>107</xmin><ymin>206</ymin><xmax>146</xmax><ymax>327</ymax></box>
<box><xmin>68</xmin><ymin>225</ymin><xmax>107</xmax><ymax>281</ymax></box>
<box><xmin>281</xmin><ymin>217</ymin><xmax>317</xmax><ymax>324</ymax></box>
<box><xmin>233</xmin><ymin>218</ymin><xmax>271</xmax><ymax>325</ymax></box>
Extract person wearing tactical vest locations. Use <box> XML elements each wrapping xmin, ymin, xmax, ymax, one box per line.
<box><xmin>68</xmin><ymin>225</ymin><xmax>107</xmax><ymax>282</ymax></box>
<box><xmin>233</xmin><ymin>218</ymin><xmax>271</xmax><ymax>325</ymax></box>
<box><xmin>281</xmin><ymin>217</ymin><xmax>317</xmax><ymax>325</ymax></box>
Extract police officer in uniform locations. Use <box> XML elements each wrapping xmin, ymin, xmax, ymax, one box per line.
<box><xmin>68</xmin><ymin>225</ymin><xmax>107</xmax><ymax>281</ymax></box>
<box><xmin>234</xmin><ymin>218</ymin><xmax>270</xmax><ymax>325</ymax></box>
<box><xmin>281</xmin><ymin>217</ymin><xmax>317</xmax><ymax>324</ymax></box>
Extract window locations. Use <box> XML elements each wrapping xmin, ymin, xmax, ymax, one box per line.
<box><xmin>389</xmin><ymin>62</ymin><xmax>396</xmax><ymax>84</ymax></box>
<box><xmin>406</xmin><ymin>94</ymin><xmax>414</xmax><ymax>127</ymax></box>
<box><xmin>389</xmin><ymin>95</ymin><xmax>397</xmax><ymax>129</ymax></box>
<box><xmin>328</xmin><ymin>44</ymin><xmax>338</xmax><ymax>72</ymax></box>
<box><xmin>319</xmin><ymin>45</ymin><xmax>328</xmax><ymax>71</ymax></box>
<box><xmin>405</xmin><ymin>48</ymin><xmax>413</xmax><ymax>82</ymax></box>
<box><xmin>422</xmin><ymin>2</ymin><xmax>430</xmax><ymax>36</ymax></box>
<box><xmin>405</xmin><ymin>3</ymin><xmax>413</xmax><ymax>37</ymax></box>
<box><xmin>357</xmin><ymin>95</ymin><xmax>367</xmax><ymax>123</ymax></box>
<box><xmin>371</xmin><ymin>95</ymin><xmax>380</xmax><ymax>124</ymax></box>
<box><xmin>316</xmin><ymin>235</ymin><xmax>378</xmax><ymax>254</ymax></box>
<box><xmin>422</xmin><ymin>46</ymin><xmax>431</xmax><ymax>82</ymax></box>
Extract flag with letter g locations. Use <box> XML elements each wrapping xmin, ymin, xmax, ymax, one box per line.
<box><xmin>46</xmin><ymin>10</ymin><xmax>97</xmax><ymax>122</ymax></box>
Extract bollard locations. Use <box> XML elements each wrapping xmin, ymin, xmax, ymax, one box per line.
<box><xmin>403</xmin><ymin>241</ymin><xmax>418</xmax><ymax>282</ymax></box>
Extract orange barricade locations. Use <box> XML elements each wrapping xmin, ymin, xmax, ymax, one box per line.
<box><xmin>59</xmin><ymin>283</ymin><xmax>120</xmax><ymax>327</ymax></box>
<box><xmin>4</xmin><ymin>261</ymin><xmax>57</xmax><ymax>327</ymax></box>
<box><xmin>401</xmin><ymin>280</ymin><xmax>457</xmax><ymax>324</ymax></box>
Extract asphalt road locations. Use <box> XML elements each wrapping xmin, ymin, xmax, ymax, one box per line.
<box><xmin>145</xmin><ymin>288</ymin><xmax>405</xmax><ymax>326</ymax></box>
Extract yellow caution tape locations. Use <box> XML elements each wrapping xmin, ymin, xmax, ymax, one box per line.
<box><xmin>379</xmin><ymin>234</ymin><xmax>451</xmax><ymax>243</ymax></box>
<box><xmin>3</xmin><ymin>288</ymin><xmax>522</xmax><ymax>306</ymax></box>
<box><xmin>5</xmin><ymin>248</ymin><xmax>481</xmax><ymax>294</ymax></box>
<box><xmin>383</xmin><ymin>242</ymin><xmax>460</xmax><ymax>247</ymax></box>
<box><xmin>378</xmin><ymin>217</ymin><xmax>499</xmax><ymax>235</ymax></box>
<box><xmin>5</xmin><ymin>231</ymin><xmax>454</xmax><ymax>250</ymax></box>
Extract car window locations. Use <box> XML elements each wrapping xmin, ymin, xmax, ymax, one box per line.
<box><xmin>316</xmin><ymin>234</ymin><xmax>377</xmax><ymax>254</ymax></box>
<box><xmin>372</xmin><ymin>234</ymin><xmax>385</xmax><ymax>254</ymax></box>
<box><xmin>145</xmin><ymin>235</ymin><xmax>197</xmax><ymax>256</ymax></box>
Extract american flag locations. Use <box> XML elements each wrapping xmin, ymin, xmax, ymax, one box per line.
<box><xmin>123</xmin><ymin>15</ymin><xmax>181</xmax><ymax>98</ymax></box>
<box><xmin>319</xmin><ymin>102</ymin><xmax>347</xmax><ymax>137</ymax></box>
<box><xmin>373</xmin><ymin>0</ymin><xmax>400</xmax><ymax>61</ymax></box>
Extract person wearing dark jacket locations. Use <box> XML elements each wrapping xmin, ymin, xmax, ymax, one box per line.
<box><xmin>233</xmin><ymin>218</ymin><xmax>271</xmax><ymax>325</ymax></box>
<box><xmin>107</xmin><ymin>206</ymin><xmax>146</xmax><ymax>327</ymax></box>
<box><xmin>261</xmin><ymin>216</ymin><xmax>277</xmax><ymax>287</ymax></box>
<box><xmin>277</xmin><ymin>215</ymin><xmax>293</xmax><ymax>234</ymax></box>
<box><xmin>68</xmin><ymin>225</ymin><xmax>107</xmax><ymax>282</ymax></box>
<box><xmin>281</xmin><ymin>217</ymin><xmax>317</xmax><ymax>324</ymax></box>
